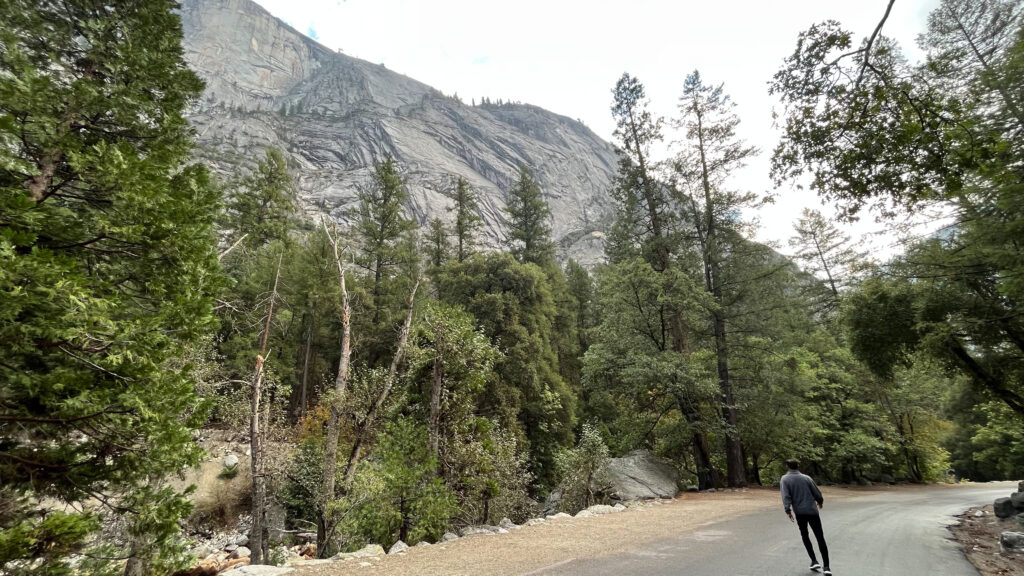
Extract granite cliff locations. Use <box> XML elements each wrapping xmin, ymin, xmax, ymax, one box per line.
<box><xmin>180</xmin><ymin>0</ymin><xmax>618</xmax><ymax>264</ymax></box>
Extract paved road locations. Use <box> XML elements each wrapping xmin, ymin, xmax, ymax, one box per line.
<box><xmin>535</xmin><ymin>482</ymin><xmax>1015</xmax><ymax>576</ymax></box>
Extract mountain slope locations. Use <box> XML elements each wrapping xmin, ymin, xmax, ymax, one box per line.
<box><xmin>180</xmin><ymin>0</ymin><xmax>617</xmax><ymax>264</ymax></box>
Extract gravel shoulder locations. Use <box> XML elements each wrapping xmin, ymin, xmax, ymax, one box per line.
<box><xmin>292</xmin><ymin>485</ymin><xmax>875</xmax><ymax>576</ymax></box>
<box><xmin>949</xmin><ymin>504</ymin><xmax>1024</xmax><ymax>576</ymax></box>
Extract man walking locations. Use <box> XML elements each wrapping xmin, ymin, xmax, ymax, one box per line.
<box><xmin>780</xmin><ymin>459</ymin><xmax>831</xmax><ymax>574</ymax></box>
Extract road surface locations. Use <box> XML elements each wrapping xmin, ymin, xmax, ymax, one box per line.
<box><xmin>537</xmin><ymin>482</ymin><xmax>1014</xmax><ymax>576</ymax></box>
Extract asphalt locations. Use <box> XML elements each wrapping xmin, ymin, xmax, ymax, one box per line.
<box><xmin>532</xmin><ymin>482</ymin><xmax>1016</xmax><ymax>576</ymax></box>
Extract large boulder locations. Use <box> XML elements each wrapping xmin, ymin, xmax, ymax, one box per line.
<box><xmin>995</xmin><ymin>497</ymin><xmax>1017</xmax><ymax>518</ymax></box>
<box><xmin>1001</xmin><ymin>531</ymin><xmax>1024</xmax><ymax>551</ymax></box>
<box><xmin>1010</xmin><ymin>492</ymin><xmax>1024</xmax><ymax>510</ymax></box>
<box><xmin>597</xmin><ymin>450</ymin><xmax>679</xmax><ymax>500</ymax></box>
<box><xmin>1018</xmin><ymin>480</ymin><xmax>1024</xmax><ymax>493</ymax></box>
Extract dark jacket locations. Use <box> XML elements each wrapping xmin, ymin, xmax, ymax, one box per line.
<box><xmin>780</xmin><ymin>470</ymin><xmax>823</xmax><ymax>515</ymax></box>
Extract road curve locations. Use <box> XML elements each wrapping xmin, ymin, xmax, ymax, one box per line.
<box><xmin>535</xmin><ymin>482</ymin><xmax>1015</xmax><ymax>576</ymax></box>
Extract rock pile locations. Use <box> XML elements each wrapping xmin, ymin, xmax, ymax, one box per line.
<box><xmin>994</xmin><ymin>481</ymin><xmax>1024</xmax><ymax>553</ymax></box>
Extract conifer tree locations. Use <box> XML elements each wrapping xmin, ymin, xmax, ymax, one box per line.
<box><xmin>425</xmin><ymin>216</ymin><xmax>450</xmax><ymax>268</ymax></box>
<box><xmin>504</xmin><ymin>166</ymin><xmax>555</xmax><ymax>265</ymax></box>
<box><xmin>450</xmin><ymin>176</ymin><xmax>482</xmax><ymax>262</ymax></box>
<box><xmin>673</xmin><ymin>70</ymin><xmax>759</xmax><ymax>488</ymax></box>
<box><xmin>224</xmin><ymin>148</ymin><xmax>298</xmax><ymax>249</ymax></box>
<box><xmin>0</xmin><ymin>0</ymin><xmax>220</xmax><ymax>571</ymax></box>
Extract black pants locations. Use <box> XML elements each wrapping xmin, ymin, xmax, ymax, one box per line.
<box><xmin>796</xmin><ymin>513</ymin><xmax>829</xmax><ymax>567</ymax></box>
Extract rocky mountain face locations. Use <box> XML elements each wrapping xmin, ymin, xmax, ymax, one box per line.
<box><xmin>179</xmin><ymin>0</ymin><xmax>618</xmax><ymax>265</ymax></box>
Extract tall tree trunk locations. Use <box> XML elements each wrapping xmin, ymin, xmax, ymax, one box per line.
<box><xmin>674</xmin><ymin>393</ymin><xmax>719</xmax><ymax>489</ymax></box>
<box><xmin>250</xmin><ymin>255</ymin><xmax>281</xmax><ymax>565</ymax></box>
<box><xmin>299</xmin><ymin>315</ymin><xmax>314</xmax><ymax>419</ymax></box>
<box><xmin>694</xmin><ymin>105</ymin><xmax>747</xmax><ymax>488</ymax></box>
<box><xmin>342</xmin><ymin>277</ymin><xmax>421</xmax><ymax>486</ymax></box>
<box><xmin>318</xmin><ymin>221</ymin><xmax>352</xmax><ymax>557</ymax></box>
<box><xmin>428</xmin><ymin>331</ymin><xmax>443</xmax><ymax>461</ymax></box>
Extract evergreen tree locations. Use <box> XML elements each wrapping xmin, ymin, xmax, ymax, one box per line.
<box><xmin>433</xmin><ymin>254</ymin><xmax>576</xmax><ymax>490</ymax></box>
<box><xmin>425</xmin><ymin>217</ymin><xmax>450</xmax><ymax>268</ymax></box>
<box><xmin>354</xmin><ymin>156</ymin><xmax>417</xmax><ymax>329</ymax></box>
<box><xmin>504</xmin><ymin>166</ymin><xmax>555</xmax><ymax>265</ymax></box>
<box><xmin>0</xmin><ymin>0</ymin><xmax>220</xmax><ymax>572</ymax></box>
<box><xmin>450</xmin><ymin>176</ymin><xmax>482</xmax><ymax>262</ymax></box>
<box><xmin>788</xmin><ymin>208</ymin><xmax>865</xmax><ymax>304</ymax></box>
<box><xmin>672</xmin><ymin>70</ymin><xmax>760</xmax><ymax>487</ymax></box>
<box><xmin>224</xmin><ymin>148</ymin><xmax>298</xmax><ymax>249</ymax></box>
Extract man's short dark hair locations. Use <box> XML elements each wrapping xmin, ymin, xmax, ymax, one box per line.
<box><xmin>786</xmin><ymin>459</ymin><xmax>800</xmax><ymax>470</ymax></box>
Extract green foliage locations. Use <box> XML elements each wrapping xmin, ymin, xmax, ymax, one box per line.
<box><xmin>433</xmin><ymin>254</ymin><xmax>575</xmax><ymax>491</ymax></box>
<box><xmin>504</xmin><ymin>166</ymin><xmax>555</xmax><ymax>265</ymax></box>
<box><xmin>554</xmin><ymin>424</ymin><xmax>610</xmax><ymax>513</ymax></box>
<box><xmin>346</xmin><ymin>419</ymin><xmax>456</xmax><ymax>547</ymax></box>
<box><xmin>0</xmin><ymin>0</ymin><xmax>219</xmax><ymax>570</ymax></box>
<box><xmin>223</xmin><ymin>148</ymin><xmax>298</xmax><ymax>248</ymax></box>
<box><xmin>450</xmin><ymin>176</ymin><xmax>482</xmax><ymax>262</ymax></box>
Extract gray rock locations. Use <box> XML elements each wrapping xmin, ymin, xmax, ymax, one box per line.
<box><xmin>524</xmin><ymin>518</ymin><xmax>546</xmax><ymax>526</ymax></box>
<box><xmin>224</xmin><ymin>543</ymin><xmax>239</xmax><ymax>552</ymax></box>
<box><xmin>1001</xmin><ymin>531</ymin><xmax>1024</xmax><ymax>551</ymax></box>
<box><xmin>441</xmin><ymin>532</ymin><xmax>459</xmax><ymax>542</ymax></box>
<box><xmin>414</xmin><ymin>541</ymin><xmax>431</xmax><ymax>547</ymax></box>
<box><xmin>230</xmin><ymin>546</ymin><xmax>251</xmax><ymax>559</ymax></box>
<box><xmin>974</xmin><ymin>510</ymin><xmax>985</xmax><ymax>518</ymax></box>
<box><xmin>332</xmin><ymin>544</ymin><xmax>384</xmax><ymax>560</ymax></box>
<box><xmin>685</xmin><ymin>485</ymin><xmax>699</xmax><ymax>493</ymax></box>
<box><xmin>995</xmin><ymin>497</ymin><xmax>1017</xmax><ymax>518</ymax></box>
<box><xmin>227</xmin><ymin>567</ymin><xmax>294</xmax><ymax>575</ymax></box>
<box><xmin>459</xmin><ymin>526</ymin><xmax>495</xmax><ymax>537</ymax></box>
<box><xmin>295</xmin><ymin>532</ymin><xmax>317</xmax><ymax>543</ymax></box>
<box><xmin>498</xmin><ymin>517</ymin><xmax>516</xmax><ymax>529</ymax></box>
<box><xmin>597</xmin><ymin>450</ymin><xmax>680</xmax><ymax>500</ymax></box>
<box><xmin>388</xmin><ymin>541</ymin><xmax>408</xmax><ymax>554</ymax></box>
<box><xmin>1010</xmin><ymin>492</ymin><xmax>1024</xmax><ymax>510</ymax></box>
<box><xmin>705</xmin><ymin>488</ymin><xmax>717</xmax><ymax>493</ymax></box>
<box><xmin>179</xmin><ymin>0</ymin><xmax>619</xmax><ymax>268</ymax></box>
<box><xmin>231</xmin><ymin>534</ymin><xmax>249</xmax><ymax>546</ymax></box>
<box><xmin>574</xmin><ymin>509</ymin><xmax>594</xmax><ymax>518</ymax></box>
<box><xmin>223</xmin><ymin>454</ymin><xmax>239</xmax><ymax>468</ymax></box>
<box><xmin>546</xmin><ymin>512</ymin><xmax>572</xmax><ymax>520</ymax></box>
<box><xmin>1017</xmin><ymin>513</ymin><xmax>1024</xmax><ymax>528</ymax></box>
<box><xmin>878</xmin><ymin>474</ymin><xmax>896</xmax><ymax>484</ymax></box>
<box><xmin>540</xmin><ymin>489</ymin><xmax>562</xmax><ymax>517</ymax></box>
<box><xmin>586</xmin><ymin>504</ymin><xmax>616</xmax><ymax>515</ymax></box>
<box><xmin>613</xmin><ymin>503</ymin><xmax>627</xmax><ymax>511</ymax></box>
<box><xmin>1019</xmin><ymin>480</ymin><xmax>1024</xmax><ymax>494</ymax></box>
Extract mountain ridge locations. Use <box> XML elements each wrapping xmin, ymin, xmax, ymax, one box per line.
<box><xmin>180</xmin><ymin>0</ymin><xmax>618</xmax><ymax>264</ymax></box>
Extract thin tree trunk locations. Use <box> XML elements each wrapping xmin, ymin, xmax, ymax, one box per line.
<box><xmin>342</xmin><ymin>277</ymin><xmax>421</xmax><ymax>486</ymax></box>
<box><xmin>428</xmin><ymin>329</ymin><xmax>443</xmax><ymax>461</ymax></box>
<box><xmin>250</xmin><ymin>255</ymin><xmax>282</xmax><ymax>565</ymax></box>
<box><xmin>299</xmin><ymin>315</ymin><xmax>314</xmax><ymax>419</ymax></box>
<box><xmin>318</xmin><ymin>221</ymin><xmax>352</xmax><ymax>556</ymax></box>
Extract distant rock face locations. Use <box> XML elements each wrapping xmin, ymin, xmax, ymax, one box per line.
<box><xmin>179</xmin><ymin>0</ymin><xmax>618</xmax><ymax>265</ymax></box>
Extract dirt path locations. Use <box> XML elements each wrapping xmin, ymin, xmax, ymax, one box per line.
<box><xmin>292</xmin><ymin>486</ymin><xmax>869</xmax><ymax>576</ymax></box>
<box><xmin>949</xmin><ymin>504</ymin><xmax>1024</xmax><ymax>576</ymax></box>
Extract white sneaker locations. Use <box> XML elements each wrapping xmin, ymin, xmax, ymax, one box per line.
<box><xmin>809</xmin><ymin>562</ymin><xmax>821</xmax><ymax>571</ymax></box>
<box><xmin>823</xmin><ymin>569</ymin><xmax>832</xmax><ymax>575</ymax></box>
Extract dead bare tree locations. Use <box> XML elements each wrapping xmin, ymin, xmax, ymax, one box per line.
<box><xmin>341</xmin><ymin>275</ymin><xmax>421</xmax><ymax>487</ymax></box>
<box><xmin>317</xmin><ymin>218</ymin><xmax>353</xmax><ymax>552</ymax></box>
<box><xmin>250</xmin><ymin>253</ymin><xmax>282</xmax><ymax>564</ymax></box>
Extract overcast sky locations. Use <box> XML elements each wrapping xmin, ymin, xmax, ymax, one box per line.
<box><xmin>252</xmin><ymin>0</ymin><xmax>942</xmax><ymax>256</ymax></box>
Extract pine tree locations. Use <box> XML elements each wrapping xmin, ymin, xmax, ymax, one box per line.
<box><xmin>449</xmin><ymin>176</ymin><xmax>482</xmax><ymax>262</ymax></box>
<box><xmin>673</xmin><ymin>70</ymin><xmax>760</xmax><ymax>488</ymax></box>
<box><xmin>354</xmin><ymin>156</ymin><xmax>416</xmax><ymax>325</ymax></box>
<box><xmin>504</xmin><ymin>166</ymin><xmax>555</xmax><ymax>265</ymax></box>
<box><xmin>425</xmin><ymin>216</ymin><xmax>450</xmax><ymax>268</ymax></box>
<box><xmin>0</xmin><ymin>0</ymin><xmax>221</xmax><ymax>572</ymax></box>
<box><xmin>224</xmin><ymin>148</ymin><xmax>298</xmax><ymax>249</ymax></box>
